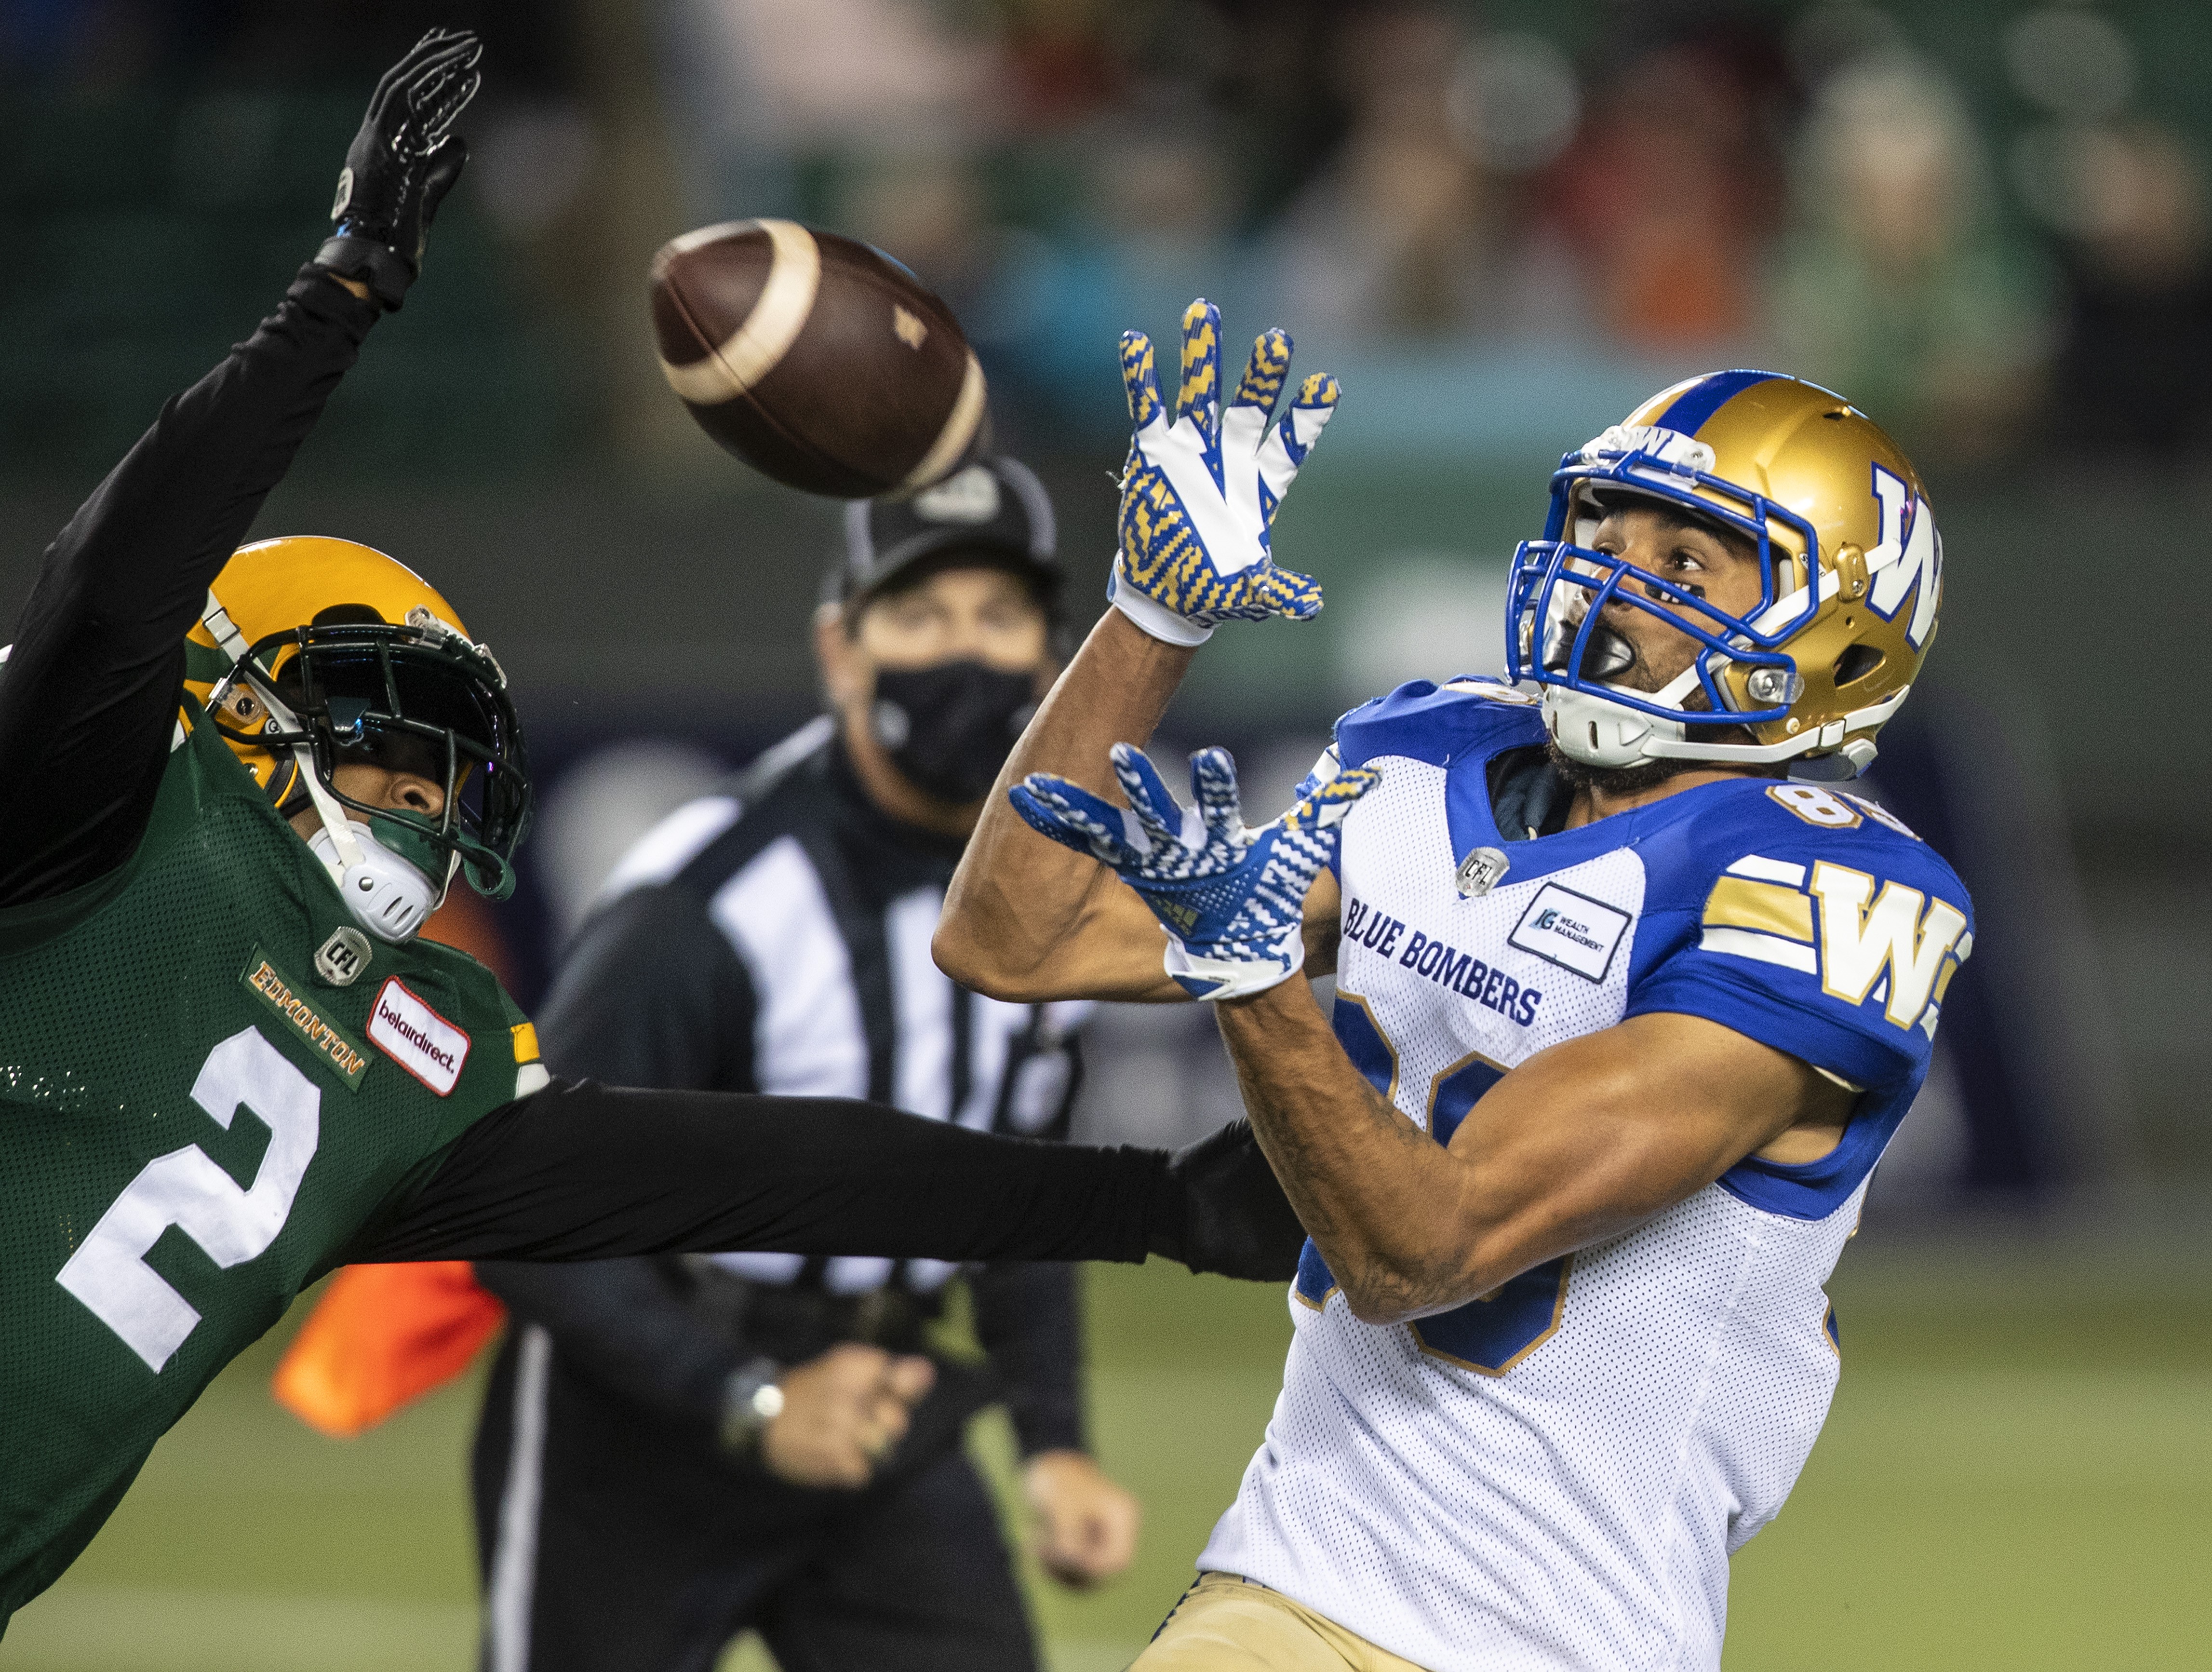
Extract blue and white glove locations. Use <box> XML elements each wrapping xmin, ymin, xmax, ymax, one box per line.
<box><xmin>1109</xmin><ymin>299</ymin><xmax>1342</xmax><ymax>647</ymax></box>
<box><xmin>1010</xmin><ymin>744</ymin><xmax>1378</xmax><ymax>1000</ymax></box>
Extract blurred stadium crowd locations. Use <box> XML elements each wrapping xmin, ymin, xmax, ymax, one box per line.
<box><xmin>681</xmin><ymin>0</ymin><xmax>2212</xmax><ymax>464</ymax></box>
<box><xmin>6</xmin><ymin>0</ymin><xmax>2212</xmax><ymax>471</ymax></box>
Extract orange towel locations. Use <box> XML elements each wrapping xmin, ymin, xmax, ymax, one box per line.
<box><xmin>273</xmin><ymin>1262</ymin><xmax>507</xmax><ymax>1437</ymax></box>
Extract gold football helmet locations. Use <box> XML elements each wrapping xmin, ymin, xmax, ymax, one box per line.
<box><xmin>1506</xmin><ymin>371</ymin><xmax>1939</xmax><ymax>777</ymax></box>
<box><xmin>187</xmin><ymin>537</ymin><xmax>529</xmax><ymax>932</ymax></box>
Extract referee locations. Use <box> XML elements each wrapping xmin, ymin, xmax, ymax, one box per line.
<box><xmin>470</xmin><ymin>457</ymin><xmax>1139</xmax><ymax>1672</ymax></box>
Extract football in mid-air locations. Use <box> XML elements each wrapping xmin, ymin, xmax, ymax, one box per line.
<box><xmin>650</xmin><ymin>219</ymin><xmax>988</xmax><ymax>498</ymax></box>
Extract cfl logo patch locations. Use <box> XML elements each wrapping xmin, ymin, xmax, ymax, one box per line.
<box><xmin>314</xmin><ymin>926</ymin><xmax>372</xmax><ymax>987</ymax></box>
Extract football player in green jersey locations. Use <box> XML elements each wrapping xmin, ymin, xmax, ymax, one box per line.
<box><xmin>0</xmin><ymin>30</ymin><xmax>1301</xmax><ymax>1632</ymax></box>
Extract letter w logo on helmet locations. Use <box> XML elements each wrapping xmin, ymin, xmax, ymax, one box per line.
<box><xmin>1866</xmin><ymin>464</ymin><xmax>1941</xmax><ymax>650</ymax></box>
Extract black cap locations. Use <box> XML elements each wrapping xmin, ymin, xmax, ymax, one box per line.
<box><xmin>826</xmin><ymin>456</ymin><xmax>1061</xmax><ymax>612</ymax></box>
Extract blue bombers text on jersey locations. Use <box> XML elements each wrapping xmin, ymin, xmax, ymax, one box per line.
<box><xmin>1198</xmin><ymin>677</ymin><xmax>1972</xmax><ymax>1672</ymax></box>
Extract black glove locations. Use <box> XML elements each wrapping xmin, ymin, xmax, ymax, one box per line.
<box><xmin>1148</xmin><ymin>1118</ymin><xmax>1308</xmax><ymax>1281</ymax></box>
<box><xmin>313</xmin><ymin>29</ymin><xmax>483</xmax><ymax>311</ymax></box>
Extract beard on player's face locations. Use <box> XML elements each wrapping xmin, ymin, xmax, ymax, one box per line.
<box><xmin>1542</xmin><ymin>655</ymin><xmax>1772</xmax><ymax>797</ymax></box>
<box><xmin>1545</xmin><ymin>738</ymin><xmax>1704</xmax><ymax>798</ymax></box>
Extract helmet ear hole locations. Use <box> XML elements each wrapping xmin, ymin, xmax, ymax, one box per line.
<box><xmin>1834</xmin><ymin>643</ymin><xmax>1885</xmax><ymax>687</ymax></box>
<box><xmin>310</xmin><ymin>604</ymin><xmax>385</xmax><ymax>628</ymax></box>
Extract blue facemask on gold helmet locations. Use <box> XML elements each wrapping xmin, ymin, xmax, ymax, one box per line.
<box><xmin>1508</xmin><ymin>371</ymin><xmax>1940</xmax><ymax>778</ymax></box>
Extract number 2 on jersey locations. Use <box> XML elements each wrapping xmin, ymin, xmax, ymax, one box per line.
<box><xmin>56</xmin><ymin>1026</ymin><xmax>321</xmax><ymax>1372</ymax></box>
<box><xmin>1293</xmin><ymin>998</ymin><xmax>1570</xmax><ymax>1375</ymax></box>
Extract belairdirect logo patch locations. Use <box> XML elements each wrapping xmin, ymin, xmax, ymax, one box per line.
<box><xmin>368</xmin><ymin>976</ymin><xmax>471</xmax><ymax>1096</ymax></box>
<box><xmin>242</xmin><ymin>946</ymin><xmax>370</xmax><ymax>1091</ymax></box>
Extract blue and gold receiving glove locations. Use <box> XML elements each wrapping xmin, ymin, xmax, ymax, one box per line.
<box><xmin>1108</xmin><ymin>300</ymin><xmax>1342</xmax><ymax>647</ymax></box>
<box><xmin>1011</xmin><ymin>744</ymin><xmax>1377</xmax><ymax>1000</ymax></box>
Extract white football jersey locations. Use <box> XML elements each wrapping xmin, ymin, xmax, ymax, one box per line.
<box><xmin>1197</xmin><ymin>680</ymin><xmax>1973</xmax><ymax>1671</ymax></box>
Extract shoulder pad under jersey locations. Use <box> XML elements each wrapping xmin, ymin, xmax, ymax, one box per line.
<box><xmin>1334</xmin><ymin>677</ymin><xmax>1545</xmax><ymax>772</ymax></box>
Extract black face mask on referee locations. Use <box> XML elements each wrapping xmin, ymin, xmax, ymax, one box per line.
<box><xmin>868</xmin><ymin>660</ymin><xmax>1038</xmax><ymax>806</ymax></box>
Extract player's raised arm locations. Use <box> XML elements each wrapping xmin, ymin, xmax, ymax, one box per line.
<box><xmin>0</xmin><ymin>29</ymin><xmax>479</xmax><ymax>907</ymax></box>
<box><xmin>936</xmin><ymin>301</ymin><xmax>1341</xmax><ymax>1002</ymax></box>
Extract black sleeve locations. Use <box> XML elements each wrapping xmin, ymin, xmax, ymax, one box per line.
<box><xmin>346</xmin><ymin>1079</ymin><xmax>1167</xmax><ymax>1267</ymax></box>
<box><xmin>468</xmin><ymin>887</ymin><xmax>764</xmax><ymax>1442</ymax></box>
<box><xmin>971</xmin><ymin>1261</ymin><xmax>1086</xmax><ymax>1457</ymax></box>
<box><xmin>471</xmin><ymin>1258</ymin><xmax>741</xmax><ymax>1442</ymax></box>
<box><xmin>0</xmin><ymin>268</ymin><xmax>381</xmax><ymax>907</ymax></box>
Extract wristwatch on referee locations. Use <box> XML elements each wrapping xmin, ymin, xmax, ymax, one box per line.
<box><xmin>718</xmin><ymin>1358</ymin><xmax>786</xmax><ymax>1456</ymax></box>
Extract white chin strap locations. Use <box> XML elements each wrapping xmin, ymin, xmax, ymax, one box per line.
<box><xmin>1541</xmin><ymin>674</ymin><xmax>1900</xmax><ymax>778</ymax></box>
<box><xmin>292</xmin><ymin>742</ymin><xmax>449</xmax><ymax>944</ymax></box>
<box><xmin>1542</xmin><ymin>683</ymin><xmax>1677</xmax><ymax>769</ymax></box>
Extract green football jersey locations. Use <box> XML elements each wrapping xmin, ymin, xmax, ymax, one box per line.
<box><xmin>0</xmin><ymin>710</ymin><xmax>542</xmax><ymax>1622</ymax></box>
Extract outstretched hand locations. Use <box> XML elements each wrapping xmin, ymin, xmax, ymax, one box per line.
<box><xmin>1109</xmin><ymin>300</ymin><xmax>1341</xmax><ymax>646</ymax></box>
<box><xmin>1151</xmin><ymin>1116</ymin><xmax>1309</xmax><ymax>1281</ymax></box>
<box><xmin>315</xmin><ymin>28</ymin><xmax>483</xmax><ymax>310</ymax></box>
<box><xmin>1009</xmin><ymin>743</ymin><xmax>1375</xmax><ymax>1000</ymax></box>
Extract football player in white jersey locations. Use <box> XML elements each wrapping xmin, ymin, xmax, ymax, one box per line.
<box><xmin>935</xmin><ymin>302</ymin><xmax>1973</xmax><ymax>1671</ymax></box>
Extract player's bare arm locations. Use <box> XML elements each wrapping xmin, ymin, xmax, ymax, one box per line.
<box><xmin>938</xmin><ymin>609</ymin><xmax>1192</xmax><ymax>1000</ymax></box>
<box><xmin>940</xmin><ymin>604</ymin><xmax>1352</xmax><ymax>1002</ymax></box>
<box><xmin>1215</xmin><ymin>991</ymin><xmax>1852</xmax><ymax>1325</ymax></box>
<box><xmin>942</xmin><ymin>607</ymin><xmax>1331</xmax><ymax>1002</ymax></box>
<box><xmin>937</xmin><ymin>300</ymin><xmax>1342</xmax><ymax>1003</ymax></box>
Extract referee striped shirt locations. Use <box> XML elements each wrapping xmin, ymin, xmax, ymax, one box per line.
<box><xmin>540</xmin><ymin>716</ymin><xmax>1093</xmax><ymax>1301</ymax></box>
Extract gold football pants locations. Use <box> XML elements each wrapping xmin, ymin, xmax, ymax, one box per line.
<box><xmin>1132</xmin><ymin>1572</ymin><xmax>1431</xmax><ymax>1672</ymax></box>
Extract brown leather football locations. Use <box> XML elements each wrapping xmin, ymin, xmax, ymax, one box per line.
<box><xmin>650</xmin><ymin>219</ymin><xmax>988</xmax><ymax>497</ymax></box>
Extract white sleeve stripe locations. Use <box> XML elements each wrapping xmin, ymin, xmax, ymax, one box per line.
<box><xmin>1724</xmin><ymin>854</ymin><xmax>1808</xmax><ymax>886</ymax></box>
<box><xmin>1700</xmin><ymin>926</ymin><xmax>1818</xmax><ymax>972</ymax></box>
<box><xmin>708</xmin><ymin>836</ymin><xmax>868</xmax><ymax>1097</ymax></box>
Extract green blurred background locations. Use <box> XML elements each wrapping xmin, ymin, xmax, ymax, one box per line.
<box><xmin>7</xmin><ymin>1251</ymin><xmax>2210</xmax><ymax>1670</ymax></box>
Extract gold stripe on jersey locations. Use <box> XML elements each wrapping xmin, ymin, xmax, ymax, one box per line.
<box><xmin>1701</xmin><ymin>876</ymin><xmax>1814</xmax><ymax>942</ymax></box>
